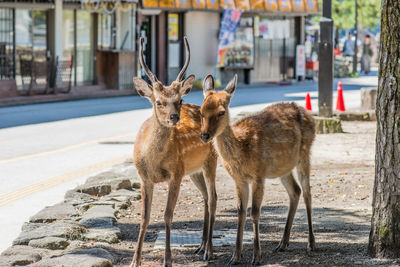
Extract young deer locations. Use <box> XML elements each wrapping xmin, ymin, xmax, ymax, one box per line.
<box><xmin>199</xmin><ymin>74</ymin><xmax>316</xmax><ymax>265</ymax></box>
<box><xmin>131</xmin><ymin>38</ymin><xmax>218</xmax><ymax>267</ymax></box>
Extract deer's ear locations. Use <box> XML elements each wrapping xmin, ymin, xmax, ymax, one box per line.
<box><xmin>224</xmin><ymin>74</ymin><xmax>237</xmax><ymax>97</ymax></box>
<box><xmin>203</xmin><ymin>74</ymin><xmax>214</xmax><ymax>98</ymax></box>
<box><xmin>134</xmin><ymin>77</ymin><xmax>153</xmax><ymax>99</ymax></box>
<box><xmin>180</xmin><ymin>74</ymin><xmax>195</xmax><ymax>96</ymax></box>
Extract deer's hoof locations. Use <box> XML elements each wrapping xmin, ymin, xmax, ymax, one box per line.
<box><xmin>274</xmin><ymin>240</ymin><xmax>289</xmax><ymax>252</ymax></box>
<box><xmin>228</xmin><ymin>253</ymin><xmax>241</xmax><ymax>265</ymax></box>
<box><xmin>163</xmin><ymin>263</ymin><xmax>172</xmax><ymax>267</ymax></box>
<box><xmin>252</xmin><ymin>253</ymin><xmax>261</xmax><ymax>266</ymax></box>
<box><xmin>307</xmin><ymin>242</ymin><xmax>316</xmax><ymax>253</ymax></box>
<box><xmin>202</xmin><ymin>249</ymin><xmax>213</xmax><ymax>261</ymax></box>
<box><xmin>194</xmin><ymin>243</ymin><xmax>205</xmax><ymax>255</ymax></box>
<box><xmin>251</xmin><ymin>259</ymin><xmax>261</xmax><ymax>266</ymax></box>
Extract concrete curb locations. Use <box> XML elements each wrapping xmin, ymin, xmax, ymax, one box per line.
<box><xmin>0</xmin><ymin>159</ymin><xmax>141</xmax><ymax>267</ymax></box>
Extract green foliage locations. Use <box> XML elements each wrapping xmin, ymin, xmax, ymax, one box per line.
<box><xmin>314</xmin><ymin>0</ymin><xmax>381</xmax><ymax>31</ymax></box>
<box><xmin>193</xmin><ymin>78</ymin><xmax>222</xmax><ymax>89</ymax></box>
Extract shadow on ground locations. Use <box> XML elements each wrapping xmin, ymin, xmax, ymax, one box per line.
<box><xmin>108</xmin><ymin>205</ymin><xmax>398</xmax><ymax>266</ymax></box>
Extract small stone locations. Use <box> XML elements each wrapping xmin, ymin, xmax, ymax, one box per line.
<box><xmin>28</xmin><ymin>237</ymin><xmax>70</xmax><ymax>250</ymax></box>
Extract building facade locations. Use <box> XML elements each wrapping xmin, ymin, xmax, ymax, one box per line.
<box><xmin>0</xmin><ymin>0</ymin><xmax>318</xmax><ymax>99</ymax></box>
<box><xmin>0</xmin><ymin>0</ymin><xmax>136</xmax><ymax>98</ymax></box>
<box><xmin>137</xmin><ymin>0</ymin><xmax>319</xmax><ymax>84</ymax></box>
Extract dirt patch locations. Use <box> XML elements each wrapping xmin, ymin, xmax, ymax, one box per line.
<box><xmin>110</xmin><ymin>121</ymin><xmax>399</xmax><ymax>266</ymax></box>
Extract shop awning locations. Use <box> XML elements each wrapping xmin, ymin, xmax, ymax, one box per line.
<box><xmin>141</xmin><ymin>0</ymin><xmax>318</xmax><ymax>13</ymax></box>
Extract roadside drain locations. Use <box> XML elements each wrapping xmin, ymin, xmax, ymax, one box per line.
<box><xmin>153</xmin><ymin>229</ymin><xmax>253</xmax><ymax>251</ymax></box>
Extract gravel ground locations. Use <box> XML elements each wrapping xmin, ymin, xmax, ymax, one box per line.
<box><xmin>108</xmin><ymin>121</ymin><xmax>399</xmax><ymax>266</ymax></box>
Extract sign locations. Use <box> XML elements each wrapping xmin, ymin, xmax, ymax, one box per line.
<box><xmin>168</xmin><ymin>14</ymin><xmax>179</xmax><ymax>41</ymax></box>
<box><xmin>216</xmin><ymin>9</ymin><xmax>242</xmax><ymax>68</ymax></box>
<box><xmin>259</xmin><ymin>19</ymin><xmax>290</xmax><ymax>39</ymax></box>
<box><xmin>296</xmin><ymin>44</ymin><xmax>306</xmax><ymax>77</ymax></box>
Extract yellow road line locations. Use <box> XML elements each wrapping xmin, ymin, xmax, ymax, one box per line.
<box><xmin>0</xmin><ymin>155</ymin><xmax>131</xmax><ymax>207</ymax></box>
<box><xmin>0</xmin><ymin>132</ymin><xmax>136</xmax><ymax>164</ymax></box>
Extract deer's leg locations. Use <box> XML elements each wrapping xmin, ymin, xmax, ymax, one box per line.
<box><xmin>131</xmin><ymin>181</ymin><xmax>154</xmax><ymax>267</ymax></box>
<box><xmin>163</xmin><ymin>176</ymin><xmax>182</xmax><ymax>267</ymax></box>
<box><xmin>229</xmin><ymin>181</ymin><xmax>249</xmax><ymax>265</ymax></box>
<box><xmin>297</xmin><ymin>156</ymin><xmax>316</xmax><ymax>251</ymax></box>
<box><xmin>250</xmin><ymin>179</ymin><xmax>264</xmax><ymax>265</ymax></box>
<box><xmin>202</xmin><ymin>154</ymin><xmax>217</xmax><ymax>261</ymax></box>
<box><xmin>275</xmin><ymin>172</ymin><xmax>301</xmax><ymax>252</ymax></box>
<box><xmin>189</xmin><ymin>172</ymin><xmax>209</xmax><ymax>255</ymax></box>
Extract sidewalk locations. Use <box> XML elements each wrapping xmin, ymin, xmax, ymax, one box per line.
<box><xmin>0</xmin><ymin>88</ymin><xmax>137</xmax><ymax>107</ymax></box>
<box><xmin>0</xmin><ymin>73</ymin><xmax>378</xmax><ymax>108</ymax></box>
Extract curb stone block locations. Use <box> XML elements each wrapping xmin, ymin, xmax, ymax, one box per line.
<box><xmin>0</xmin><ymin>245</ymin><xmax>61</xmax><ymax>267</ymax></box>
<box><xmin>29</xmin><ymin>203</ymin><xmax>79</xmax><ymax>223</ymax></box>
<box><xmin>27</xmin><ymin>248</ymin><xmax>113</xmax><ymax>267</ymax></box>
<box><xmin>28</xmin><ymin>237</ymin><xmax>70</xmax><ymax>250</ymax></box>
<box><xmin>314</xmin><ymin>116</ymin><xmax>343</xmax><ymax>134</ymax></box>
<box><xmin>79</xmin><ymin>205</ymin><xmax>116</xmax><ymax>229</ymax></box>
<box><xmin>64</xmin><ymin>190</ymin><xmax>97</xmax><ymax>204</ymax></box>
<box><xmin>83</xmin><ymin>227</ymin><xmax>121</xmax><ymax>244</ymax></box>
<box><xmin>75</xmin><ymin>184</ymin><xmax>112</xmax><ymax>197</ymax></box>
<box><xmin>13</xmin><ymin>221</ymin><xmax>86</xmax><ymax>245</ymax></box>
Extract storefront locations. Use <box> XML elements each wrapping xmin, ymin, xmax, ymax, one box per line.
<box><xmin>0</xmin><ymin>0</ymin><xmax>136</xmax><ymax>98</ymax></box>
<box><xmin>138</xmin><ymin>0</ymin><xmax>319</xmax><ymax>84</ymax></box>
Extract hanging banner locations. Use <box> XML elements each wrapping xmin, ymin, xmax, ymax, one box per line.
<box><xmin>216</xmin><ymin>9</ymin><xmax>242</xmax><ymax>68</ymax></box>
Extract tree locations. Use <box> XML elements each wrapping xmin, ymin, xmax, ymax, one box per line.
<box><xmin>368</xmin><ymin>0</ymin><xmax>400</xmax><ymax>258</ymax></box>
<box><xmin>314</xmin><ymin>0</ymin><xmax>381</xmax><ymax>31</ymax></box>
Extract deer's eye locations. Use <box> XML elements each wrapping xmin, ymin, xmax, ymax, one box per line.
<box><xmin>218</xmin><ymin>111</ymin><xmax>225</xmax><ymax>117</ymax></box>
<box><xmin>156</xmin><ymin>100</ymin><xmax>162</xmax><ymax>106</ymax></box>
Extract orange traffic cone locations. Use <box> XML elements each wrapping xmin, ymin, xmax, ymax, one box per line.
<box><xmin>305</xmin><ymin>92</ymin><xmax>312</xmax><ymax>111</ymax></box>
<box><xmin>336</xmin><ymin>87</ymin><xmax>346</xmax><ymax>112</ymax></box>
<box><xmin>337</xmin><ymin>81</ymin><xmax>343</xmax><ymax>91</ymax></box>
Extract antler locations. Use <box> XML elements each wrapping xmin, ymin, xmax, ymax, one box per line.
<box><xmin>139</xmin><ymin>37</ymin><xmax>159</xmax><ymax>84</ymax></box>
<box><xmin>175</xmin><ymin>36</ymin><xmax>190</xmax><ymax>82</ymax></box>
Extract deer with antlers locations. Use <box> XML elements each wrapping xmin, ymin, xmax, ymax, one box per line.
<box><xmin>199</xmin><ymin>74</ymin><xmax>316</xmax><ymax>265</ymax></box>
<box><xmin>131</xmin><ymin>38</ymin><xmax>218</xmax><ymax>267</ymax></box>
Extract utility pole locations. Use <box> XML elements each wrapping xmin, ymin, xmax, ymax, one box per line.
<box><xmin>353</xmin><ymin>0</ymin><xmax>358</xmax><ymax>74</ymax></box>
<box><xmin>318</xmin><ymin>0</ymin><xmax>334</xmax><ymax>117</ymax></box>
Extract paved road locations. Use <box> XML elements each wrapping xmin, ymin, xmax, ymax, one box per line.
<box><xmin>0</xmin><ymin>75</ymin><xmax>377</xmax><ymax>252</ymax></box>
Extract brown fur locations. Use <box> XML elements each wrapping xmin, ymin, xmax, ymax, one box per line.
<box><xmin>200</xmin><ymin>74</ymin><xmax>316</xmax><ymax>265</ymax></box>
<box><xmin>132</xmin><ymin>89</ymin><xmax>218</xmax><ymax>267</ymax></box>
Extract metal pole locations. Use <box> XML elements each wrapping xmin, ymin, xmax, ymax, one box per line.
<box><xmin>353</xmin><ymin>0</ymin><xmax>358</xmax><ymax>73</ymax></box>
<box><xmin>318</xmin><ymin>0</ymin><xmax>334</xmax><ymax>117</ymax></box>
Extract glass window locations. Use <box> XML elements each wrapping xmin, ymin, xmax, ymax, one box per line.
<box><xmin>76</xmin><ymin>11</ymin><xmax>93</xmax><ymax>85</ymax></box>
<box><xmin>16</xmin><ymin>10</ymin><xmax>32</xmax><ymax>56</ymax></box>
<box><xmin>99</xmin><ymin>14</ymin><xmax>113</xmax><ymax>49</ymax></box>
<box><xmin>0</xmin><ymin>8</ymin><xmax>15</xmax><ymax>80</ymax></box>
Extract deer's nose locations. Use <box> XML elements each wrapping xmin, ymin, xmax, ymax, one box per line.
<box><xmin>170</xmin><ymin>114</ymin><xmax>180</xmax><ymax>123</ymax></box>
<box><xmin>200</xmin><ymin>133</ymin><xmax>210</xmax><ymax>143</ymax></box>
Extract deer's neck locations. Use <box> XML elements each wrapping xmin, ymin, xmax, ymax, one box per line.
<box><xmin>147</xmin><ymin>114</ymin><xmax>173</xmax><ymax>150</ymax></box>
<box><xmin>215</xmin><ymin>120</ymin><xmax>240</xmax><ymax>162</ymax></box>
